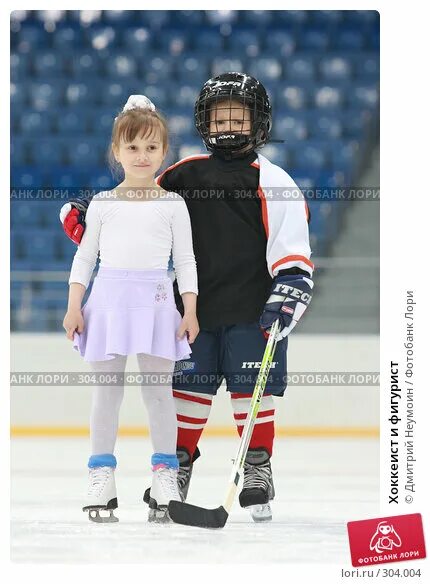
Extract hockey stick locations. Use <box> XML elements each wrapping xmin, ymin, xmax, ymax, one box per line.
<box><xmin>168</xmin><ymin>319</ymin><xmax>281</xmax><ymax>528</ymax></box>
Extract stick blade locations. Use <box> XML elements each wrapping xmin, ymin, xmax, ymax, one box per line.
<box><xmin>168</xmin><ymin>501</ymin><xmax>228</xmax><ymax>529</ymax></box>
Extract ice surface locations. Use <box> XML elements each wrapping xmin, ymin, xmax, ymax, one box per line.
<box><xmin>11</xmin><ymin>436</ymin><xmax>379</xmax><ymax>563</ymax></box>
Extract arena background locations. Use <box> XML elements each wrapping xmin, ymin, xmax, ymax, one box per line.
<box><xmin>10</xmin><ymin>10</ymin><xmax>380</xmax><ymax>563</ymax></box>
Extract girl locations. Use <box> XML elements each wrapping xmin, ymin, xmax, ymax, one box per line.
<box><xmin>63</xmin><ymin>95</ymin><xmax>199</xmax><ymax>523</ymax></box>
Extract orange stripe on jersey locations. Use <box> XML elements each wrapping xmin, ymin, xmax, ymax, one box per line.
<box><xmin>156</xmin><ymin>155</ymin><xmax>210</xmax><ymax>185</ymax></box>
<box><xmin>305</xmin><ymin>201</ymin><xmax>310</xmax><ymax>222</ymax></box>
<box><xmin>250</xmin><ymin>161</ymin><xmax>260</xmax><ymax>169</ymax></box>
<box><xmin>272</xmin><ymin>255</ymin><xmax>314</xmax><ymax>273</ymax></box>
<box><xmin>256</xmin><ymin>185</ymin><xmax>269</xmax><ymax>238</ymax></box>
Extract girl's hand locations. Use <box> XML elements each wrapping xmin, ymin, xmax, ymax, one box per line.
<box><xmin>176</xmin><ymin>313</ymin><xmax>200</xmax><ymax>344</ymax></box>
<box><xmin>63</xmin><ymin>309</ymin><xmax>84</xmax><ymax>341</ymax></box>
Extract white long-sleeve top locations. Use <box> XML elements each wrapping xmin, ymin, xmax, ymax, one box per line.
<box><xmin>69</xmin><ymin>190</ymin><xmax>198</xmax><ymax>295</ymax></box>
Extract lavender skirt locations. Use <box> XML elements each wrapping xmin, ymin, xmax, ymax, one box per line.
<box><xmin>73</xmin><ymin>268</ymin><xmax>191</xmax><ymax>362</ymax></box>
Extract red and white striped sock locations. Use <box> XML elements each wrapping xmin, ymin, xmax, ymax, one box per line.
<box><xmin>230</xmin><ymin>393</ymin><xmax>275</xmax><ymax>456</ymax></box>
<box><xmin>173</xmin><ymin>390</ymin><xmax>213</xmax><ymax>458</ymax></box>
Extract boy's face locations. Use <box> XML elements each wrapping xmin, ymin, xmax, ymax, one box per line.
<box><xmin>209</xmin><ymin>99</ymin><xmax>252</xmax><ymax>136</ymax></box>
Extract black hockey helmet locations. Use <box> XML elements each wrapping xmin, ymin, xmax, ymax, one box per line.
<box><xmin>194</xmin><ymin>72</ymin><xmax>272</xmax><ymax>157</ymax></box>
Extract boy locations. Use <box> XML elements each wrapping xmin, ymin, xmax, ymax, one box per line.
<box><xmin>61</xmin><ymin>72</ymin><xmax>314</xmax><ymax>522</ymax></box>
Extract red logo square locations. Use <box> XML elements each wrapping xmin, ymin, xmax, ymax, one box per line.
<box><xmin>347</xmin><ymin>514</ymin><xmax>426</xmax><ymax>567</ymax></box>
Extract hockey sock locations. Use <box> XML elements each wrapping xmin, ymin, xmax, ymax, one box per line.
<box><xmin>173</xmin><ymin>390</ymin><xmax>213</xmax><ymax>458</ymax></box>
<box><xmin>137</xmin><ymin>353</ymin><xmax>177</xmax><ymax>455</ymax></box>
<box><xmin>89</xmin><ymin>355</ymin><xmax>127</xmax><ymax>455</ymax></box>
<box><xmin>230</xmin><ymin>393</ymin><xmax>275</xmax><ymax>456</ymax></box>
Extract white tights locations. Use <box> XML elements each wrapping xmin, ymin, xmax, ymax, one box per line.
<box><xmin>89</xmin><ymin>354</ymin><xmax>177</xmax><ymax>456</ymax></box>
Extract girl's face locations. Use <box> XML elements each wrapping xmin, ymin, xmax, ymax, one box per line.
<box><xmin>114</xmin><ymin>130</ymin><xmax>165</xmax><ymax>183</ymax></box>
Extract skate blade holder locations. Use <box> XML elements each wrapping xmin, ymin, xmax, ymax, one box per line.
<box><xmin>85</xmin><ymin>508</ymin><xmax>119</xmax><ymax>523</ymax></box>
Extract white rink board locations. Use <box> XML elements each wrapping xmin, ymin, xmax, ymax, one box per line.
<box><xmin>11</xmin><ymin>333</ymin><xmax>379</xmax><ymax>428</ymax></box>
<box><xmin>11</xmin><ymin>436</ymin><xmax>379</xmax><ymax>563</ymax></box>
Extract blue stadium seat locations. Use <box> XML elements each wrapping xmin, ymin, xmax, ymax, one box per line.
<box><xmin>341</xmin><ymin>110</ymin><xmax>371</xmax><ymax>138</ymax></box>
<box><xmin>88</xmin><ymin>170</ymin><xmax>116</xmax><ymax>191</ymax></box>
<box><xmin>11</xmin><ymin>82</ymin><xmax>27</xmax><ymax>107</ymax></box>
<box><xmin>273</xmin><ymin>111</ymin><xmax>307</xmax><ymax>141</ymax></box>
<box><xmin>121</xmin><ymin>27</ymin><xmax>153</xmax><ymax>55</ymax></box>
<box><xmin>265</xmin><ymin>30</ymin><xmax>296</xmax><ymax>57</ymax></box>
<box><xmin>241</xmin><ymin>11</ymin><xmax>274</xmax><ymax>26</ymax></box>
<box><xmin>87</xmin><ymin>108</ymin><xmax>116</xmax><ymax>134</ymax></box>
<box><xmin>276</xmin><ymin>11</ymin><xmax>309</xmax><ymax>26</ymax></box>
<box><xmin>175</xmin><ymin>10</ymin><xmax>205</xmax><ymax>26</ymax></box>
<box><xmin>32</xmin><ymin>51</ymin><xmax>65</xmax><ymax>77</ymax></box>
<box><xmin>277</xmin><ymin>85</ymin><xmax>308</xmax><ymax>110</ymax></box>
<box><xmin>175</xmin><ymin>55</ymin><xmax>209</xmax><ymax>83</ymax></box>
<box><xmin>226</xmin><ymin>28</ymin><xmax>260</xmax><ymax>56</ymax></box>
<box><xmin>288</xmin><ymin>170</ymin><xmax>315</xmax><ymax>190</ymax></box>
<box><xmin>158</xmin><ymin>29</ymin><xmax>189</xmax><ymax>55</ymax></box>
<box><xmin>11</xmin><ymin>201</ymin><xmax>35</xmax><ymax>228</ymax></box>
<box><xmin>45</xmin><ymin>167</ymin><xmax>87</xmax><ymax>191</ymax></box>
<box><xmin>285</xmin><ymin>54</ymin><xmax>316</xmax><ymax>80</ymax></box>
<box><xmin>313</xmin><ymin>85</ymin><xmax>345</xmax><ymax>109</ymax></box>
<box><xmin>140</xmin><ymin>56</ymin><xmax>174</xmax><ymax>83</ymax></box>
<box><xmin>369</xmin><ymin>27</ymin><xmax>380</xmax><ymax>49</ymax></box>
<box><xmin>300</xmin><ymin>27</ymin><xmax>331</xmax><ymax>51</ymax></box>
<box><xmin>335</xmin><ymin>27</ymin><xmax>366</xmax><ymax>51</ymax></box>
<box><xmin>310</xmin><ymin>10</ymin><xmax>344</xmax><ymax>25</ymax></box>
<box><xmin>54</xmin><ymin>110</ymin><xmax>91</xmax><ymax>135</ymax></box>
<box><xmin>294</xmin><ymin>141</ymin><xmax>330</xmax><ymax>171</ymax></box>
<box><xmin>205</xmin><ymin>10</ymin><xmax>239</xmax><ymax>26</ymax></box>
<box><xmin>11</xmin><ymin>53</ymin><xmax>29</xmax><ymax>80</ymax></box>
<box><xmin>138</xmin><ymin>11</ymin><xmax>171</xmax><ymax>30</ymax></box>
<box><xmin>100</xmin><ymin>81</ymin><xmax>132</xmax><ymax>107</ymax></box>
<box><xmin>348</xmin><ymin>84</ymin><xmax>379</xmax><ymax>109</ymax></box>
<box><xmin>105</xmin><ymin>54</ymin><xmax>138</xmax><ymax>78</ymax></box>
<box><xmin>211</xmin><ymin>57</ymin><xmax>247</xmax><ymax>77</ymax></box>
<box><xmin>249</xmin><ymin>56</ymin><xmax>282</xmax><ymax>82</ymax></box>
<box><xmin>28</xmin><ymin>138</ymin><xmax>66</xmax><ymax>166</ymax></box>
<box><xmin>19</xmin><ymin>111</ymin><xmax>50</xmax><ymax>135</ymax></box>
<box><xmin>317</xmin><ymin>169</ymin><xmax>346</xmax><ymax>188</ymax></box>
<box><xmin>319</xmin><ymin>55</ymin><xmax>352</xmax><ymax>80</ymax></box>
<box><xmin>354</xmin><ymin>54</ymin><xmax>379</xmax><ymax>79</ymax></box>
<box><xmin>11</xmin><ymin>139</ymin><xmax>29</xmax><ymax>166</ymax></box>
<box><xmin>29</xmin><ymin>82</ymin><xmax>64</xmax><ymax>110</ymax></box>
<box><xmin>11</xmin><ymin>166</ymin><xmax>43</xmax><ymax>189</ymax></box>
<box><xmin>167</xmin><ymin>108</ymin><xmax>196</xmax><ymax>137</ymax></box>
<box><xmin>86</xmin><ymin>25</ymin><xmax>119</xmax><ymax>51</ymax></box>
<box><xmin>64</xmin><ymin>82</ymin><xmax>93</xmax><ymax>106</ymax></box>
<box><xmin>52</xmin><ymin>25</ymin><xmax>84</xmax><ymax>53</ymax></box>
<box><xmin>308</xmin><ymin>113</ymin><xmax>343</xmax><ymax>139</ymax></box>
<box><xmin>175</xmin><ymin>85</ymin><xmax>200</xmax><ymax>108</ymax></box>
<box><xmin>15</xmin><ymin>229</ymin><xmax>57</xmax><ymax>261</ymax></box>
<box><xmin>331</xmin><ymin>140</ymin><xmax>360</xmax><ymax>173</ymax></box>
<box><xmin>17</xmin><ymin>25</ymin><xmax>48</xmax><ymax>52</ymax></box>
<box><xmin>192</xmin><ymin>28</ymin><xmax>224</xmax><ymax>53</ymax></box>
<box><xmin>100</xmin><ymin>10</ymin><xmax>132</xmax><ymax>25</ymax></box>
<box><xmin>69</xmin><ymin>51</ymin><xmax>105</xmax><ymax>78</ymax></box>
<box><xmin>65</xmin><ymin>138</ymin><xmax>106</xmax><ymax>167</ymax></box>
<box><xmin>343</xmin><ymin>11</ymin><xmax>379</xmax><ymax>26</ymax></box>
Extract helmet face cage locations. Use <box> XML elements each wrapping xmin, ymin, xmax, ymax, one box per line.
<box><xmin>195</xmin><ymin>74</ymin><xmax>272</xmax><ymax>156</ymax></box>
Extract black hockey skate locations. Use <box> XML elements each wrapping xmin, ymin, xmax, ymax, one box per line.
<box><xmin>239</xmin><ymin>448</ymin><xmax>275</xmax><ymax>523</ymax></box>
<box><xmin>143</xmin><ymin>447</ymin><xmax>201</xmax><ymax>507</ymax></box>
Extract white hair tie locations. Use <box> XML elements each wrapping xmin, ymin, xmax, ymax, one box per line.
<box><xmin>122</xmin><ymin>95</ymin><xmax>156</xmax><ymax>113</ymax></box>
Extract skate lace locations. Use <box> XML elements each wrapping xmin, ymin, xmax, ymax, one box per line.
<box><xmin>243</xmin><ymin>461</ymin><xmax>272</xmax><ymax>490</ymax></box>
<box><xmin>157</xmin><ymin>467</ymin><xmax>181</xmax><ymax>501</ymax></box>
<box><xmin>87</xmin><ymin>466</ymin><xmax>112</xmax><ymax>497</ymax></box>
<box><xmin>177</xmin><ymin>465</ymin><xmax>191</xmax><ymax>490</ymax></box>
